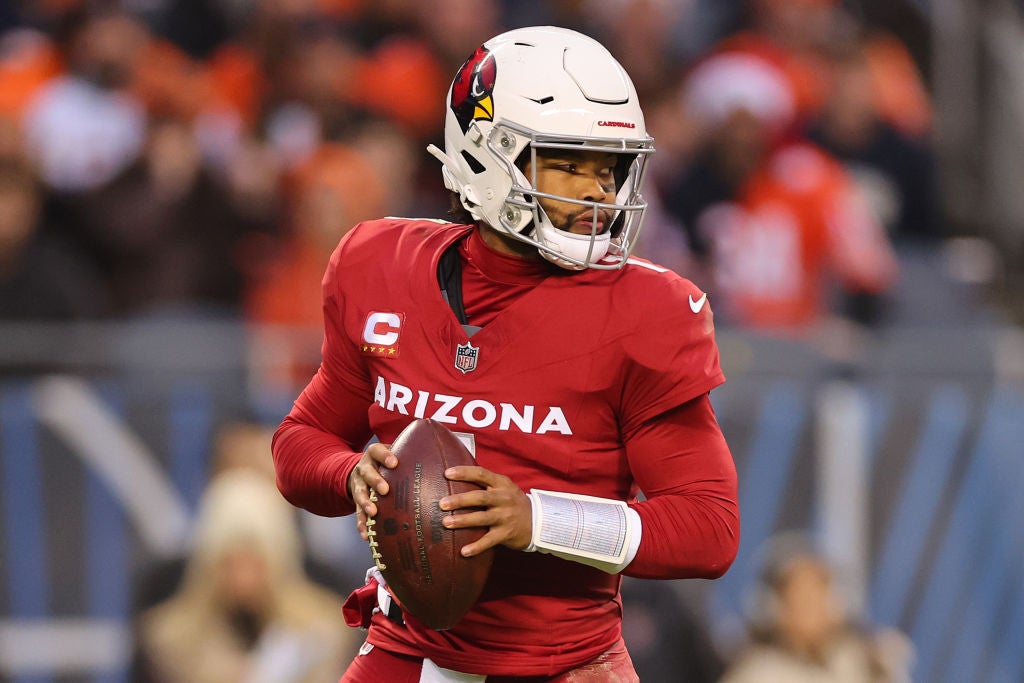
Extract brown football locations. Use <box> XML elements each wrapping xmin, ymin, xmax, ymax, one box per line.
<box><xmin>367</xmin><ymin>418</ymin><xmax>494</xmax><ymax>630</ymax></box>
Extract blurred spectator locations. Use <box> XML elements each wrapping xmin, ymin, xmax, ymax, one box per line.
<box><xmin>581</xmin><ymin>0</ymin><xmax>696</xmax><ymax>105</ymax></box>
<box><xmin>348</xmin><ymin>33</ymin><xmax>448</xmax><ymax>143</ymax></box>
<box><xmin>0</xmin><ymin>153</ymin><xmax>108</xmax><ymax>319</ymax></box>
<box><xmin>132</xmin><ymin>468</ymin><xmax>357</xmax><ymax>683</ymax></box>
<box><xmin>806</xmin><ymin>39</ymin><xmax>938</xmax><ymax>243</ymax></box>
<box><xmin>20</xmin><ymin>5</ymin><xmax>148</xmax><ymax>193</ymax></box>
<box><xmin>335</xmin><ymin>0</ymin><xmax>494</xmax><ymax>148</ymax></box>
<box><xmin>204</xmin><ymin>0</ymin><xmax>319</xmax><ymax>129</ymax></box>
<box><xmin>412</xmin><ymin>0</ymin><xmax>502</xmax><ymax>73</ymax></box>
<box><xmin>719</xmin><ymin>533</ymin><xmax>913</xmax><ymax>683</ymax></box>
<box><xmin>246</xmin><ymin>143</ymin><xmax>384</xmax><ymax>327</ymax></box>
<box><xmin>210</xmin><ymin>420</ymin><xmax>280</xmax><ymax>481</ymax></box>
<box><xmin>261</xmin><ymin>26</ymin><xmax>362</xmax><ymax>165</ymax></box>
<box><xmin>717</xmin><ymin>0</ymin><xmax>932</xmax><ymax>138</ymax></box>
<box><xmin>56</xmin><ymin>116</ymin><xmax>276</xmax><ymax>317</ymax></box>
<box><xmin>349</xmin><ymin>118</ymin><xmax>420</xmax><ymax>217</ymax></box>
<box><xmin>855</xmin><ymin>30</ymin><xmax>931</xmax><ymax>141</ymax></box>
<box><xmin>131</xmin><ymin>419</ymin><xmax>360</xmax><ymax>612</ymax></box>
<box><xmin>131</xmin><ymin>34</ymin><xmax>216</xmax><ymax>124</ymax></box>
<box><xmin>347</xmin><ymin>0</ymin><xmax>420</xmax><ymax>50</ymax></box>
<box><xmin>716</xmin><ymin>0</ymin><xmax>842</xmax><ymax>124</ymax></box>
<box><xmin>662</xmin><ymin>52</ymin><xmax>898</xmax><ymax>332</ymax></box>
<box><xmin>197</xmin><ymin>0</ymin><xmax>378</xmax><ymax>177</ymax></box>
<box><xmin>245</xmin><ymin>143</ymin><xmax>384</xmax><ymax>389</ymax></box>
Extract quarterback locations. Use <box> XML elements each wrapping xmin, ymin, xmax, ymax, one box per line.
<box><xmin>272</xmin><ymin>26</ymin><xmax>740</xmax><ymax>682</ymax></box>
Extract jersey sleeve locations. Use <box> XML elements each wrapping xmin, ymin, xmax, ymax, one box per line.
<box><xmin>271</xmin><ymin>234</ymin><xmax>375</xmax><ymax>517</ymax></box>
<box><xmin>618</xmin><ymin>275</ymin><xmax>725</xmax><ymax>437</ymax></box>
<box><xmin>623</xmin><ymin>394</ymin><xmax>739</xmax><ymax>579</ymax></box>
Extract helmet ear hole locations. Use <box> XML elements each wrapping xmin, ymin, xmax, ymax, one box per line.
<box><xmin>460</xmin><ymin>151</ymin><xmax>486</xmax><ymax>175</ymax></box>
<box><xmin>513</xmin><ymin>147</ymin><xmax>532</xmax><ymax>174</ymax></box>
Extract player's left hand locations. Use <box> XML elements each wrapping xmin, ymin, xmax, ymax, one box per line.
<box><xmin>439</xmin><ymin>465</ymin><xmax>532</xmax><ymax>557</ymax></box>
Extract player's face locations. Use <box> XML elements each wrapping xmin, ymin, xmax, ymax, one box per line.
<box><xmin>523</xmin><ymin>150</ymin><xmax>618</xmax><ymax>235</ymax></box>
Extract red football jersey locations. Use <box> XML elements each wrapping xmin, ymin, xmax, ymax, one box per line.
<box><xmin>273</xmin><ymin>218</ymin><xmax>737</xmax><ymax>676</ymax></box>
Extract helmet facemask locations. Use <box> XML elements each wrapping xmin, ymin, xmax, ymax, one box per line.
<box><xmin>427</xmin><ymin>26</ymin><xmax>655</xmax><ymax>270</ymax></box>
<box><xmin>490</xmin><ymin>122</ymin><xmax>652</xmax><ymax>270</ymax></box>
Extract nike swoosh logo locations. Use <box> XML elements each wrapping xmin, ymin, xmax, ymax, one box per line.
<box><xmin>689</xmin><ymin>293</ymin><xmax>708</xmax><ymax>313</ymax></box>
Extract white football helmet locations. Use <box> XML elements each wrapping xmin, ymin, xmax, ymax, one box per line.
<box><xmin>427</xmin><ymin>26</ymin><xmax>655</xmax><ymax>270</ymax></box>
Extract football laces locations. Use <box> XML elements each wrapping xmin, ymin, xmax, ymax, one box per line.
<box><xmin>366</xmin><ymin>489</ymin><xmax>387</xmax><ymax>571</ymax></box>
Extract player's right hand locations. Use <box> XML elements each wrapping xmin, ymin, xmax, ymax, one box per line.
<box><xmin>348</xmin><ymin>443</ymin><xmax>398</xmax><ymax>540</ymax></box>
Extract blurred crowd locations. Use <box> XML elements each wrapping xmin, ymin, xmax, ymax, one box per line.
<box><xmin>0</xmin><ymin>0</ymin><xmax>939</xmax><ymax>339</ymax></box>
<box><xmin>130</xmin><ymin>421</ymin><xmax>362</xmax><ymax>683</ymax></box>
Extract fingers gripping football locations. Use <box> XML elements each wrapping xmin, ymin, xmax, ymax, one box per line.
<box><xmin>365</xmin><ymin>419</ymin><xmax>495</xmax><ymax>630</ymax></box>
<box><xmin>348</xmin><ymin>442</ymin><xmax>398</xmax><ymax>540</ymax></box>
<box><xmin>440</xmin><ymin>465</ymin><xmax>533</xmax><ymax>556</ymax></box>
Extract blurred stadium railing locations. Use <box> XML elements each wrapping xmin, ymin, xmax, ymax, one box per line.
<box><xmin>1</xmin><ymin>319</ymin><xmax>1022</xmax><ymax>682</ymax></box>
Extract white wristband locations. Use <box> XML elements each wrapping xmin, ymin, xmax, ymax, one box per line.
<box><xmin>524</xmin><ymin>489</ymin><xmax>642</xmax><ymax>574</ymax></box>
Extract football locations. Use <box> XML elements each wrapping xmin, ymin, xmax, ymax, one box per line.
<box><xmin>367</xmin><ymin>418</ymin><xmax>494</xmax><ymax>630</ymax></box>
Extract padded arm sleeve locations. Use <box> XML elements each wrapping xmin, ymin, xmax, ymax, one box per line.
<box><xmin>524</xmin><ymin>489</ymin><xmax>643</xmax><ymax>574</ymax></box>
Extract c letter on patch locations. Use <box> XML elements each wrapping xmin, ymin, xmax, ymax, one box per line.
<box><xmin>361</xmin><ymin>312</ymin><xmax>404</xmax><ymax>358</ymax></box>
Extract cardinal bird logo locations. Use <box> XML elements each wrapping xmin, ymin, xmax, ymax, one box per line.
<box><xmin>451</xmin><ymin>46</ymin><xmax>496</xmax><ymax>133</ymax></box>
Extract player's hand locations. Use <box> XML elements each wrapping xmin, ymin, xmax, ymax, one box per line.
<box><xmin>438</xmin><ymin>465</ymin><xmax>533</xmax><ymax>557</ymax></box>
<box><xmin>348</xmin><ymin>442</ymin><xmax>398</xmax><ymax>541</ymax></box>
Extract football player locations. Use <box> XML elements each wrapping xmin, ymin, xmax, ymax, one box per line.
<box><xmin>272</xmin><ymin>26</ymin><xmax>740</xmax><ymax>682</ymax></box>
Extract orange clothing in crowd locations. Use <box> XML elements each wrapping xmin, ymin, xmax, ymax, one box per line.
<box><xmin>717</xmin><ymin>30</ymin><xmax>931</xmax><ymax>138</ymax></box>
<box><xmin>702</xmin><ymin>143</ymin><xmax>897</xmax><ymax>328</ymax></box>
<box><xmin>863</xmin><ymin>33</ymin><xmax>932</xmax><ymax>139</ymax></box>
<box><xmin>246</xmin><ymin>144</ymin><xmax>384</xmax><ymax>328</ymax></box>
<box><xmin>132</xmin><ymin>39</ymin><xmax>214</xmax><ymax>121</ymax></box>
<box><xmin>245</xmin><ymin>143</ymin><xmax>385</xmax><ymax>386</ymax></box>
<box><xmin>349</xmin><ymin>36</ymin><xmax>448</xmax><ymax>140</ymax></box>
<box><xmin>205</xmin><ymin>44</ymin><xmax>267</xmax><ymax>126</ymax></box>
<box><xmin>0</xmin><ymin>32</ymin><xmax>62</xmax><ymax>117</ymax></box>
<box><xmin>246</xmin><ymin>239</ymin><xmax>326</xmax><ymax>330</ymax></box>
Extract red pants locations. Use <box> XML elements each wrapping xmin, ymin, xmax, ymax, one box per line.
<box><xmin>340</xmin><ymin>639</ymin><xmax>639</xmax><ymax>682</ymax></box>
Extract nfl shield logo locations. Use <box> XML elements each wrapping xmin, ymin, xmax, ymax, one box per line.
<box><xmin>454</xmin><ymin>342</ymin><xmax>479</xmax><ymax>374</ymax></box>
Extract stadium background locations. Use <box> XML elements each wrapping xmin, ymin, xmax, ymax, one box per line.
<box><xmin>1</xmin><ymin>1</ymin><xmax>1023</xmax><ymax>682</ymax></box>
